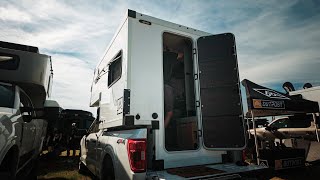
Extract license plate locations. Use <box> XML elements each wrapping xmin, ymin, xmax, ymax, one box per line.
<box><xmin>274</xmin><ymin>157</ymin><xmax>304</xmax><ymax>170</ymax></box>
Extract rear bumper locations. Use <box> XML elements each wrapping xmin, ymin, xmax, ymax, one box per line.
<box><xmin>146</xmin><ymin>163</ymin><xmax>269</xmax><ymax>180</ymax></box>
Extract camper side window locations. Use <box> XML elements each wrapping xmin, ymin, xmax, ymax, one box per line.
<box><xmin>0</xmin><ymin>52</ymin><xmax>20</xmax><ymax>70</ymax></box>
<box><xmin>108</xmin><ymin>51</ymin><xmax>122</xmax><ymax>87</ymax></box>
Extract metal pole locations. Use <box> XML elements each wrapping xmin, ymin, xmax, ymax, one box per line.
<box><xmin>251</xmin><ymin>110</ymin><xmax>260</xmax><ymax>165</ymax></box>
<box><xmin>312</xmin><ymin>113</ymin><xmax>319</xmax><ymax>142</ymax></box>
<box><xmin>247</xmin><ymin>117</ymin><xmax>251</xmax><ymax>139</ymax></box>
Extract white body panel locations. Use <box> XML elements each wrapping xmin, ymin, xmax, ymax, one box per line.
<box><xmin>0</xmin><ymin>84</ymin><xmax>48</xmax><ymax>170</ymax></box>
<box><xmin>290</xmin><ymin>86</ymin><xmax>320</xmax><ymax>111</ymax></box>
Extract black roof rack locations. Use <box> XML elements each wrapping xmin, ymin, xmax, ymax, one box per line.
<box><xmin>0</xmin><ymin>41</ymin><xmax>39</xmax><ymax>53</ymax></box>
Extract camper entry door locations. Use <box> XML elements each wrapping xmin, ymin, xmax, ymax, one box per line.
<box><xmin>197</xmin><ymin>33</ymin><xmax>246</xmax><ymax>150</ymax></box>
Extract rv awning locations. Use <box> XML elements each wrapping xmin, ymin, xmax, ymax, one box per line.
<box><xmin>242</xmin><ymin>79</ymin><xmax>319</xmax><ymax>117</ymax></box>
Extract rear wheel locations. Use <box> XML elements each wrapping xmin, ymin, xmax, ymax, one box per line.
<box><xmin>0</xmin><ymin>148</ymin><xmax>19</xmax><ymax>180</ymax></box>
<box><xmin>79</xmin><ymin>161</ymin><xmax>89</xmax><ymax>175</ymax></box>
<box><xmin>100</xmin><ymin>155</ymin><xmax>115</xmax><ymax>180</ymax></box>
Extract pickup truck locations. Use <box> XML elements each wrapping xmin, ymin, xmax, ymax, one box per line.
<box><xmin>0</xmin><ymin>41</ymin><xmax>54</xmax><ymax>179</ymax></box>
<box><xmin>0</xmin><ymin>82</ymin><xmax>47</xmax><ymax>179</ymax></box>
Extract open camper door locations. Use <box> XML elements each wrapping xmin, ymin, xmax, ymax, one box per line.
<box><xmin>197</xmin><ymin>33</ymin><xmax>246</xmax><ymax>149</ymax></box>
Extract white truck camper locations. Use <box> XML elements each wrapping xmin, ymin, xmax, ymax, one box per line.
<box><xmin>80</xmin><ymin>10</ymin><xmax>265</xmax><ymax>179</ymax></box>
<box><xmin>0</xmin><ymin>41</ymin><xmax>53</xmax><ymax>179</ymax></box>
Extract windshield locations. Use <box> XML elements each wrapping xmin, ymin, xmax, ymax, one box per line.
<box><xmin>0</xmin><ymin>84</ymin><xmax>15</xmax><ymax>108</ymax></box>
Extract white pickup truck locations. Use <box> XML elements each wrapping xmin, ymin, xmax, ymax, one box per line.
<box><xmin>0</xmin><ymin>41</ymin><xmax>53</xmax><ymax>179</ymax></box>
<box><xmin>80</xmin><ymin>10</ymin><xmax>265</xmax><ymax>180</ymax></box>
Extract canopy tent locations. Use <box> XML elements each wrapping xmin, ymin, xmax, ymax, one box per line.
<box><xmin>242</xmin><ymin>79</ymin><xmax>320</xmax><ymax>165</ymax></box>
<box><xmin>242</xmin><ymin>79</ymin><xmax>319</xmax><ymax>117</ymax></box>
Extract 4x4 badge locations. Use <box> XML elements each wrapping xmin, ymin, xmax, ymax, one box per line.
<box><xmin>253</xmin><ymin>88</ymin><xmax>290</xmax><ymax>100</ymax></box>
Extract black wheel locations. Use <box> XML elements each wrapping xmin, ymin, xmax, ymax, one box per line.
<box><xmin>0</xmin><ymin>148</ymin><xmax>19</xmax><ymax>180</ymax></box>
<box><xmin>78</xmin><ymin>161</ymin><xmax>88</xmax><ymax>175</ymax></box>
<box><xmin>100</xmin><ymin>155</ymin><xmax>115</xmax><ymax>180</ymax></box>
<box><xmin>26</xmin><ymin>159</ymin><xmax>38</xmax><ymax>180</ymax></box>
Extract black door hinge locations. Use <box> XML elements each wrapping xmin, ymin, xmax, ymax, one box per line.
<box><xmin>193</xmin><ymin>48</ymin><xmax>197</xmax><ymax>55</ymax></box>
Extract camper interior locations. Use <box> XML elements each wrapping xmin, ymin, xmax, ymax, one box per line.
<box><xmin>162</xmin><ymin>32</ymin><xmax>198</xmax><ymax>151</ymax></box>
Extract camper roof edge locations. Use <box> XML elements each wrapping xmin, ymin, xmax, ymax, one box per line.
<box><xmin>95</xmin><ymin>9</ymin><xmax>211</xmax><ymax>70</ymax></box>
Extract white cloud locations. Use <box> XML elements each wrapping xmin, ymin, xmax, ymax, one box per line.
<box><xmin>0</xmin><ymin>5</ymin><xmax>31</xmax><ymax>22</ymax></box>
<box><xmin>1</xmin><ymin>0</ymin><xmax>319</xmax><ymax>115</ymax></box>
<box><xmin>50</xmin><ymin>54</ymin><xmax>95</xmax><ymax>113</ymax></box>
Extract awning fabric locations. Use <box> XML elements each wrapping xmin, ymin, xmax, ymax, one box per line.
<box><xmin>242</xmin><ymin>79</ymin><xmax>319</xmax><ymax>117</ymax></box>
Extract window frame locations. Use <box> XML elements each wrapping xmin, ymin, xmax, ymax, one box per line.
<box><xmin>107</xmin><ymin>51</ymin><xmax>123</xmax><ymax>88</ymax></box>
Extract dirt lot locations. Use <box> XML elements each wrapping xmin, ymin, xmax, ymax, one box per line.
<box><xmin>37</xmin><ymin>151</ymin><xmax>320</xmax><ymax>180</ymax></box>
<box><xmin>37</xmin><ymin>150</ymin><xmax>92</xmax><ymax>180</ymax></box>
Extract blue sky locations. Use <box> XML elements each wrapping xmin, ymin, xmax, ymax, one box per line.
<box><xmin>1</xmin><ymin>0</ymin><xmax>319</xmax><ymax>115</ymax></box>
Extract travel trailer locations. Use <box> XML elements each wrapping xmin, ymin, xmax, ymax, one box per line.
<box><xmin>80</xmin><ymin>10</ymin><xmax>265</xmax><ymax>179</ymax></box>
<box><xmin>0</xmin><ymin>41</ymin><xmax>53</xmax><ymax>179</ymax></box>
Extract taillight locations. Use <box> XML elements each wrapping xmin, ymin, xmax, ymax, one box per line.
<box><xmin>127</xmin><ymin>139</ymin><xmax>147</xmax><ymax>173</ymax></box>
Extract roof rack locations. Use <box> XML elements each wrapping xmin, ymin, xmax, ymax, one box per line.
<box><xmin>0</xmin><ymin>41</ymin><xmax>39</xmax><ymax>53</ymax></box>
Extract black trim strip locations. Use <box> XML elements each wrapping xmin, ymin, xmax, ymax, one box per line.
<box><xmin>128</xmin><ymin>9</ymin><xmax>136</xmax><ymax>18</ymax></box>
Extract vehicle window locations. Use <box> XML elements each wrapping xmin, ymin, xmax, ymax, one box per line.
<box><xmin>88</xmin><ymin>120</ymin><xmax>100</xmax><ymax>133</ymax></box>
<box><xmin>0</xmin><ymin>52</ymin><xmax>20</xmax><ymax>70</ymax></box>
<box><xmin>20</xmin><ymin>91</ymin><xmax>32</xmax><ymax>107</ymax></box>
<box><xmin>108</xmin><ymin>51</ymin><xmax>122</xmax><ymax>87</ymax></box>
<box><xmin>270</xmin><ymin>118</ymin><xmax>289</xmax><ymax>128</ymax></box>
<box><xmin>0</xmin><ymin>84</ymin><xmax>15</xmax><ymax>108</ymax></box>
<box><xmin>289</xmin><ymin>115</ymin><xmax>312</xmax><ymax>128</ymax></box>
<box><xmin>20</xmin><ymin>90</ymin><xmax>33</xmax><ymax>115</ymax></box>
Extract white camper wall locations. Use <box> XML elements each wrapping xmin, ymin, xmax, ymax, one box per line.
<box><xmin>127</xmin><ymin>12</ymin><xmax>224</xmax><ymax>168</ymax></box>
<box><xmin>92</xmin><ymin>17</ymin><xmax>129</xmax><ymax>129</ymax></box>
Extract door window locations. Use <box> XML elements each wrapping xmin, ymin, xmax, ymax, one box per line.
<box><xmin>270</xmin><ymin>118</ymin><xmax>290</xmax><ymax>128</ymax></box>
<box><xmin>0</xmin><ymin>83</ymin><xmax>15</xmax><ymax>108</ymax></box>
<box><xmin>20</xmin><ymin>90</ymin><xmax>33</xmax><ymax>116</ymax></box>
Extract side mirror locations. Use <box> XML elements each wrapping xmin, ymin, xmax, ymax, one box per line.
<box><xmin>22</xmin><ymin>115</ymin><xmax>33</xmax><ymax>123</ymax></box>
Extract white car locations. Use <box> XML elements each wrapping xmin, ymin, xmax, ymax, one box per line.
<box><xmin>249</xmin><ymin>116</ymin><xmax>319</xmax><ymax>141</ymax></box>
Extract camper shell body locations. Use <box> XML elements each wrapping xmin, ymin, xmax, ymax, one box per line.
<box><xmin>81</xmin><ymin>10</ymin><xmax>263</xmax><ymax>179</ymax></box>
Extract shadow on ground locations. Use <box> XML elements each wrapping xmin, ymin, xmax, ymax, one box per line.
<box><xmin>37</xmin><ymin>150</ymin><xmax>92</xmax><ymax>180</ymax></box>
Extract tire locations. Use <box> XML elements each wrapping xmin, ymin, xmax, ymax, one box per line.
<box><xmin>0</xmin><ymin>148</ymin><xmax>19</xmax><ymax>180</ymax></box>
<box><xmin>26</xmin><ymin>159</ymin><xmax>39</xmax><ymax>180</ymax></box>
<box><xmin>78</xmin><ymin>161</ymin><xmax>88</xmax><ymax>175</ymax></box>
<box><xmin>100</xmin><ymin>155</ymin><xmax>115</xmax><ymax>180</ymax></box>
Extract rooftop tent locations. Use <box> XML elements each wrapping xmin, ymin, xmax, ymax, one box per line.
<box><xmin>242</xmin><ymin>79</ymin><xmax>319</xmax><ymax>117</ymax></box>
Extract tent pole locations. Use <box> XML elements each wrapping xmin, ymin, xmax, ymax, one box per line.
<box><xmin>251</xmin><ymin>110</ymin><xmax>260</xmax><ymax>165</ymax></box>
<box><xmin>312</xmin><ymin>113</ymin><xmax>319</xmax><ymax>142</ymax></box>
<box><xmin>247</xmin><ymin>117</ymin><xmax>251</xmax><ymax>139</ymax></box>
